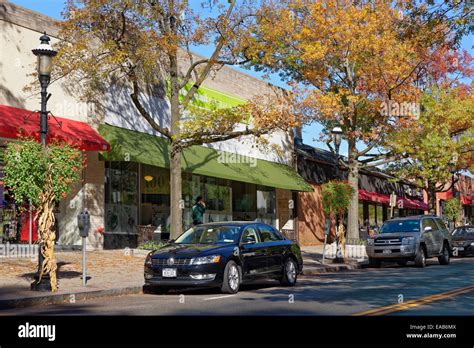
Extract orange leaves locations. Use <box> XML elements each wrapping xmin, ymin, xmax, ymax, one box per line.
<box><xmin>252</xmin><ymin>0</ymin><xmax>465</xmax><ymax>149</ymax></box>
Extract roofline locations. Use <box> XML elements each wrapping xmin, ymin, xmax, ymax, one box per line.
<box><xmin>0</xmin><ymin>1</ymin><xmax>281</xmax><ymax>93</ymax></box>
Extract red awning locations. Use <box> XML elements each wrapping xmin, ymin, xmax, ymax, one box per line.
<box><xmin>461</xmin><ymin>195</ymin><xmax>472</xmax><ymax>205</ymax></box>
<box><xmin>438</xmin><ymin>190</ymin><xmax>472</xmax><ymax>206</ymax></box>
<box><xmin>398</xmin><ymin>197</ymin><xmax>429</xmax><ymax>211</ymax></box>
<box><xmin>0</xmin><ymin>104</ymin><xmax>110</xmax><ymax>151</ymax></box>
<box><xmin>359</xmin><ymin>189</ymin><xmax>428</xmax><ymax>211</ymax></box>
<box><xmin>358</xmin><ymin>189</ymin><xmax>390</xmax><ymax>205</ymax></box>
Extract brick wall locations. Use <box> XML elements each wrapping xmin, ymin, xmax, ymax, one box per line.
<box><xmin>297</xmin><ymin>183</ymin><xmax>336</xmax><ymax>245</ymax></box>
<box><xmin>276</xmin><ymin>189</ymin><xmax>292</xmax><ymax>231</ymax></box>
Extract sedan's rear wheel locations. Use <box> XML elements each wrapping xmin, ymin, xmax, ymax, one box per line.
<box><xmin>280</xmin><ymin>258</ymin><xmax>298</xmax><ymax>286</ymax></box>
<box><xmin>438</xmin><ymin>243</ymin><xmax>450</xmax><ymax>265</ymax></box>
<box><xmin>221</xmin><ymin>261</ymin><xmax>241</xmax><ymax>294</ymax></box>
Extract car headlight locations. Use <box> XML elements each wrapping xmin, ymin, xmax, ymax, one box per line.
<box><xmin>190</xmin><ymin>255</ymin><xmax>221</xmax><ymax>265</ymax></box>
<box><xmin>145</xmin><ymin>252</ymin><xmax>153</xmax><ymax>266</ymax></box>
<box><xmin>471</xmin><ymin>242</ymin><xmax>474</xmax><ymax>247</ymax></box>
<box><xmin>402</xmin><ymin>237</ymin><xmax>415</xmax><ymax>245</ymax></box>
<box><xmin>367</xmin><ymin>238</ymin><xmax>374</xmax><ymax>246</ymax></box>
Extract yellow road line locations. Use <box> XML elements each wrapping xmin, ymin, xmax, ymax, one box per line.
<box><xmin>353</xmin><ymin>285</ymin><xmax>474</xmax><ymax>316</ymax></box>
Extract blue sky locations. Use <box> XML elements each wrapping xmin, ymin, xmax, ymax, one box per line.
<box><xmin>9</xmin><ymin>0</ymin><xmax>473</xmax><ymax>156</ymax></box>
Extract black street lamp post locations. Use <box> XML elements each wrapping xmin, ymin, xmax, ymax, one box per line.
<box><xmin>30</xmin><ymin>32</ymin><xmax>57</xmax><ymax>291</ymax></box>
<box><xmin>32</xmin><ymin>32</ymin><xmax>57</xmax><ymax>146</ymax></box>
<box><xmin>332</xmin><ymin>126</ymin><xmax>343</xmax><ymax>179</ymax></box>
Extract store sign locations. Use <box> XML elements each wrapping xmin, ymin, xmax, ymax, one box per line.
<box><xmin>141</xmin><ymin>172</ymin><xmax>170</xmax><ymax>194</ymax></box>
<box><xmin>181</xmin><ymin>83</ymin><xmax>247</xmax><ymax>110</ymax></box>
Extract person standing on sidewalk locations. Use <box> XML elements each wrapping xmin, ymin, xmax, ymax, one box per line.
<box><xmin>192</xmin><ymin>196</ymin><xmax>206</xmax><ymax>226</ymax></box>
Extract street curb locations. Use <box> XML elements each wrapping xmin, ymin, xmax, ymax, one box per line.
<box><xmin>302</xmin><ymin>262</ymin><xmax>365</xmax><ymax>275</ymax></box>
<box><xmin>0</xmin><ymin>286</ymin><xmax>143</xmax><ymax>310</ymax></box>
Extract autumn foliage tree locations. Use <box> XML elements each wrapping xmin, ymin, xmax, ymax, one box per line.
<box><xmin>3</xmin><ymin>139</ymin><xmax>83</xmax><ymax>292</ymax></box>
<box><xmin>56</xmin><ymin>0</ymin><xmax>300</xmax><ymax>238</ymax></box>
<box><xmin>386</xmin><ymin>84</ymin><xmax>474</xmax><ymax>213</ymax></box>
<box><xmin>247</xmin><ymin>0</ymin><xmax>472</xmax><ymax>239</ymax></box>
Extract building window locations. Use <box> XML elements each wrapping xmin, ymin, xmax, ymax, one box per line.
<box><xmin>376</xmin><ymin>204</ymin><xmax>384</xmax><ymax>227</ymax></box>
<box><xmin>232</xmin><ymin>182</ymin><xmax>256</xmax><ymax>221</ymax></box>
<box><xmin>140</xmin><ymin>164</ymin><xmax>170</xmax><ymax>230</ymax></box>
<box><xmin>358</xmin><ymin>202</ymin><xmax>365</xmax><ymax>226</ymax></box>
<box><xmin>105</xmin><ymin>162</ymin><xmax>138</xmax><ymax>233</ymax></box>
<box><xmin>368</xmin><ymin>204</ymin><xmax>376</xmax><ymax>227</ymax></box>
<box><xmin>256</xmin><ymin>186</ymin><xmax>276</xmax><ymax>226</ymax></box>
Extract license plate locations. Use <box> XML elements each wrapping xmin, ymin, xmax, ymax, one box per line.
<box><xmin>162</xmin><ymin>268</ymin><xmax>177</xmax><ymax>278</ymax></box>
<box><xmin>383</xmin><ymin>249</ymin><xmax>392</xmax><ymax>254</ymax></box>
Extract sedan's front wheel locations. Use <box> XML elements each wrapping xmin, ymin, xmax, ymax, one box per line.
<box><xmin>221</xmin><ymin>260</ymin><xmax>241</xmax><ymax>294</ymax></box>
<box><xmin>280</xmin><ymin>258</ymin><xmax>298</xmax><ymax>286</ymax></box>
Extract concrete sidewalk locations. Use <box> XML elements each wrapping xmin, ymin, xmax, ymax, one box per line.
<box><xmin>0</xmin><ymin>249</ymin><xmax>147</xmax><ymax>310</ymax></box>
<box><xmin>300</xmin><ymin>245</ymin><xmax>367</xmax><ymax>275</ymax></box>
<box><xmin>0</xmin><ymin>246</ymin><xmax>366</xmax><ymax>310</ymax></box>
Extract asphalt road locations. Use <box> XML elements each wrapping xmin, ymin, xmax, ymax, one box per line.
<box><xmin>2</xmin><ymin>257</ymin><xmax>474</xmax><ymax>316</ymax></box>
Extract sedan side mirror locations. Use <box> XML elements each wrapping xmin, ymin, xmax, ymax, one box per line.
<box><xmin>423</xmin><ymin>226</ymin><xmax>432</xmax><ymax>232</ymax></box>
<box><xmin>242</xmin><ymin>236</ymin><xmax>256</xmax><ymax>244</ymax></box>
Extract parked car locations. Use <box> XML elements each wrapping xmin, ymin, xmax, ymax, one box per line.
<box><xmin>143</xmin><ymin>222</ymin><xmax>303</xmax><ymax>294</ymax></box>
<box><xmin>366</xmin><ymin>215</ymin><xmax>452</xmax><ymax>268</ymax></box>
<box><xmin>450</xmin><ymin>225</ymin><xmax>474</xmax><ymax>256</ymax></box>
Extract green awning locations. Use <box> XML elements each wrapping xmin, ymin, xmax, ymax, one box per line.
<box><xmin>99</xmin><ymin>124</ymin><xmax>313</xmax><ymax>192</ymax></box>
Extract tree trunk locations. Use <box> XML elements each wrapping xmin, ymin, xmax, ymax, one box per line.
<box><xmin>428</xmin><ymin>184</ymin><xmax>437</xmax><ymax>215</ymax></box>
<box><xmin>169</xmin><ymin>49</ymin><xmax>182</xmax><ymax>240</ymax></box>
<box><xmin>347</xmin><ymin>141</ymin><xmax>360</xmax><ymax>241</ymax></box>
<box><xmin>170</xmin><ymin>141</ymin><xmax>182</xmax><ymax>239</ymax></box>
<box><xmin>35</xmin><ymin>185</ymin><xmax>58</xmax><ymax>292</ymax></box>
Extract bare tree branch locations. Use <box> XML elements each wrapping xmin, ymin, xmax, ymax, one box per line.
<box><xmin>180</xmin><ymin>0</ymin><xmax>236</xmax><ymax>109</ymax></box>
<box><xmin>130</xmin><ymin>79</ymin><xmax>171</xmax><ymax>139</ymax></box>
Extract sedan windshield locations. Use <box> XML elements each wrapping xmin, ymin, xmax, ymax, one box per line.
<box><xmin>453</xmin><ymin>227</ymin><xmax>474</xmax><ymax>238</ymax></box>
<box><xmin>175</xmin><ymin>226</ymin><xmax>241</xmax><ymax>244</ymax></box>
<box><xmin>380</xmin><ymin>220</ymin><xmax>420</xmax><ymax>233</ymax></box>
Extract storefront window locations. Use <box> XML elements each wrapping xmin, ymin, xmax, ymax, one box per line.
<box><xmin>203</xmin><ymin>177</ymin><xmax>232</xmax><ymax>223</ymax></box>
<box><xmin>105</xmin><ymin>162</ymin><xmax>138</xmax><ymax>233</ymax></box>
<box><xmin>376</xmin><ymin>204</ymin><xmax>384</xmax><ymax>226</ymax></box>
<box><xmin>140</xmin><ymin>164</ymin><xmax>170</xmax><ymax>231</ymax></box>
<box><xmin>368</xmin><ymin>204</ymin><xmax>376</xmax><ymax>227</ymax></box>
<box><xmin>358</xmin><ymin>202</ymin><xmax>365</xmax><ymax>226</ymax></box>
<box><xmin>256</xmin><ymin>186</ymin><xmax>276</xmax><ymax>226</ymax></box>
<box><xmin>232</xmin><ymin>181</ymin><xmax>256</xmax><ymax>221</ymax></box>
<box><xmin>182</xmin><ymin>174</ymin><xmax>232</xmax><ymax>228</ymax></box>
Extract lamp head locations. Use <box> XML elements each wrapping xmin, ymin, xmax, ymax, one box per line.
<box><xmin>32</xmin><ymin>32</ymin><xmax>57</xmax><ymax>77</ymax></box>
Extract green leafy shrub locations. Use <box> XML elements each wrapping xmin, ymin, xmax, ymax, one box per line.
<box><xmin>444</xmin><ymin>197</ymin><xmax>461</xmax><ymax>224</ymax></box>
<box><xmin>321</xmin><ymin>180</ymin><xmax>355</xmax><ymax>217</ymax></box>
<box><xmin>137</xmin><ymin>241</ymin><xmax>166</xmax><ymax>250</ymax></box>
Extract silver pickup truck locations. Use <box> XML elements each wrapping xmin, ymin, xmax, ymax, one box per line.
<box><xmin>366</xmin><ymin>215</ymin><xmax>452</xmax><ymax>268</ymax></box>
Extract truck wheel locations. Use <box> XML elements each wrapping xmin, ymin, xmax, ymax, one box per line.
<box><xmin>438</xmin><ymin>243</ymin><xmax>450</xmax><ymax>265</ymax></box>
<box><xmin>369</xmin><ymin>258</ymin><xmax>381</xmax><ymax>268</ymax></box>
<box><xmin>414</xmin><ymin>246</ymin><xmax>427</xmax><ymax>268</ymax></box>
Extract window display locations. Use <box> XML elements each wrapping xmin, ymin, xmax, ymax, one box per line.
<box><xmin>105</xmin><ymin>162</ymin><xmax>138</xmax><ymax>233</ymax></box>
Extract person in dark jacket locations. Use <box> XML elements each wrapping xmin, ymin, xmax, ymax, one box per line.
<box><xmin>192</xmin><ymin>196</ymin><xmax>206</xmax><ymax>226</ymax></box>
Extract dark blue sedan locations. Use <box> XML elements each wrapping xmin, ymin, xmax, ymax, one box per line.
<box><xmin>144</xmin><ymin>222</ymin><xmax>303</xmax><ymax>294</ymax></box>
<box><xmin>451</xmin><ymin>225</ymin><xmax>474</xmax><ymax>256</ymax></box>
